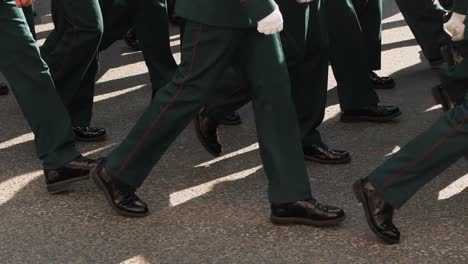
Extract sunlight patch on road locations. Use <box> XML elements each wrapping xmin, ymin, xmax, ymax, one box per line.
<box><xmin>438</xmin><ymin>173</ymin><xmax>468</xmax><ymax>200</ymax></box>
<box><xmin>97</xmin><ymin>61</ymin><xmax>148</xmax><ymax>84</ymax></box>
<box><xmin>0</xmin><ymin>170</ymin><xmax>42</xmax><ymax>205</ymax></box>
<box><xmin>120</xmin><ymin>256</ymin><xmax>151</xmax><ymax>264</ymax></box>
<box><xmin>195</xmin><ymin>143</ymin><xmax>259</xmax><ymax>168</ymax></box>
<box><xmin>0</xmin><ymin>132</ymin><xmax>34</xmax><ymax>150</ymax></box>
<box><xmin>94</xmin><ymin>85</ymin><xmax>145</xmax><ymax>102</ymax></box>
<box><xmin>385</xmin><ymin>146</ymin><xmax>401</xmax><ymax>157</ymax></box>
<box><xmin>323</xmin><ymin>104</ymin><xmax>341</xmax><ymax>122</ymax></box>
<box><xmin>83</xmin><ymin>144</ymin><xmax>116</xmax><ymax>156</ymax></box>
<box><xmin>425</xmin><ymin>104</ymin><xmax>443</xmax><ymax>112</ymax></box>
<box><xmin>170</xmin><ymin>165</ymin><xmax>263</xmax><ymax>207</ymax></box>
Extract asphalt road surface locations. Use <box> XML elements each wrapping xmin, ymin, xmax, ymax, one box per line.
<box><xmin>0</xmin><ymin>1</ymin><xmax>467</xmax><ymax>263</ymax></box>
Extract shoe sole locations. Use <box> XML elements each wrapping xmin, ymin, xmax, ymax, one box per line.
<box><xmin>270</xmin><ymin>214</ymin><xmax>345</xmax><ymax>226</ymax></box>
<box><xmin>431</xmin><ymin>86</ymin><xmax>453</xmax><ymax>112</ymax></box>
<box><xmin>91</xmin><ymin>168</ymin><xmax>149</xmax><ymax>218</ymax></box>
<box><xmin>304</xmin><ymin>155</ymin><xmax>351</xmax><ymax>165</ymax></box>
<box><xmin>75</xmin><ymin>134</ymin><xmax>107</xmax><ymax>143</ymax></box>
<box><xmin>340</xmin><ymin>111</ymin><xmax>402</xmax><ymax>123</ymax></box>
<box><xmin>194</xmin><ymin>118</ymin><xmax>221</xmax><ymax>158</ymax></box>
<box><xmin>47</xmin><ymin>174</ymin><xmax>90</xmax><ymax>194</ymax></box>
<box><xmin>352</xmin><ymin>181</ymin><xmax>400</xmax><ymax>244</ymax></box>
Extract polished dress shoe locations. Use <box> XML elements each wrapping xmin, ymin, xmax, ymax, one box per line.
<box><xmin>72</xmin><ymin>125</ymin><xmax>107</xmax><ymax>142</ymax></box>
<box><xmin>303</xmin><ymin>143</ymin><xmax>351</xmax><ymax>164</ymax></box>
<box><xmin>432</xmin><ymin>85</ymin><xmax>455</xmax><ymax>112</ymax></box>
<box><xmin>0</xmin><ymin>83</ymin><xmax>9</xmax><ymax>95</ymax></box>
<box><xmin>353</xmin><ymin>178</ymin><xmax>400</xmax><ymax>244</ymax></box>
<box><xmin>194</xmin><ymin>108</ymin><xmax>222</xmax><ymax>157</ymax></box>
<box><xmin>44</xmin><ymin>156</ymin><xmax>101</xmax><ymax>194</ymax></box>
<box><xmin>370</xmin><ymin>71</ymin><xmax>395</xmax><ymax>90</ymax></box>
<box><xmin>218</xmin><ymin>111</ymin><xmax>242</xmax><ymax>126</ymax></box>
<box><xmin>271</xmin><ymin>199</ymin><xmax>345</xmax><ymax>226</ymax></box>
<box><xmin>91</xmin><ymin>163</ymin><xmax>149</xmax><ymax>218</ymax></box>
<box><xmin>123</xmin><ymin>29</ymin><xmax>141</xmax><ymax>51</ymax></box>
<box><xmin>341</xmin><ymin>104</ymin><xmax>401</xmax><ymax>123</ymax></box>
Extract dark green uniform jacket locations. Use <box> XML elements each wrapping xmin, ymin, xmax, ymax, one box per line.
<box><xmin>452</xmin><ymin>0</ymin><xmax>468</xmax><ymax>14</ymax></box>
<box><xmin>175</xmin><ymin>0</ymin><xmax>276</xmax><ymax>28</ymax></box>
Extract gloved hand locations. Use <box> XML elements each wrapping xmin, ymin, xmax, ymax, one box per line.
<box><xmin>15</xmin><ymin>0</ymin><xmax>34</xmax><ymax>8</ymax></box>
<box><xmin>296</xmin><ymin>0</ymin><xmax>314</xmax><ymax>3</ymax></box>
<box><xmin>257</xmin><ymin>6</ymin><xmax>284</xmax><ymax>35</ymax></box>
<box><xmin>351</xmin><ymin>0</ymin><xmax>369</xmax><ymax>10</ymax></box>
<box><xmin>444</xmin><ymin>12</ymin><xmax>466</xmax><ymax>41</ymax></box>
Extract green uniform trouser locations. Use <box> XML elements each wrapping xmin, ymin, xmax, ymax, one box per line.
<box><xmin>368</xmin><ymin>94</ymin><xmax>468</xmax><ymax>208</ymax></box>
<box><xmin>355</xmin><ymin>0</ymin><xmax>382</xmax><ymax>70</ymax></box>
<box><xmin>205</xmin><ymin>0</ymin><xmax>330</xmax><ymax>147</ymax></box>
<box><xmin>22</xmin><ymin>5</ymin><xmax>36</xmax><ymax>40</ymax></box>
<box><xmin>395</xmin><ymin>0</ymin><xmax>449</xmax><ymax>63</ymax></box>
<box><xmin>0</xmin><ymin>1</ymin><xmax>80</xmax><ymax>170</ymax></box>
<box><xmin>325</xmin><ymin>0</ymin><xmax>379</xmax><ymax>111</ymax></box>
<box><xmin>99</xmin><ymin>0</ymin><xmax>177</xmax><ymax>94</ymax></box>
<box><xmin>41</xmin><ymin>0</ymin><xmax>104</xmax><ymax>127</ymax></box>
<box><xmin>106</xmin><ymin>21</ymin><xmax>313</xmax><ymax>204</ymax></box>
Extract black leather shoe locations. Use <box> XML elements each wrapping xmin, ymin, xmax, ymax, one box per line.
<box><xmin>341</xmin><ymin>104</ymin><xmax>401</xmax><ymax>123</ymax></box>
<box><xmin>432</xmin><ymin>85</ymin><xmax>455</xmax><ymax>112</ymax></box>
<box><xmin>123</xmin><ymin>29</ymin><xmax>141</xmax><ymax>51</ymax></box>
<box><xmin>72</xmin><ymin>125</ymin><xmax>107</xmax><ymax>142</ymax></box>
<box><xmin>353</xmin><ymin>178</ymin><xmax>400</xmax><ymax>244</ymax></box>
<box><xmin>194</xmin><ymin>108</ymin><xmax>222</xmax><ymax>157</ymax></box>
<box><xmin>270</xmin><ymin>199</ymin><xmax>345</xmax><ymax>226</ymax></box>
<box><xmin>303</xmin><ymin>143</ymin><xmax>351</xmax><ymax>164</ymax></box>
<box><xmin>218</xmin><ymin>111</ymin><xmax>242</xmax><ymax>126</ymax></box>
<box><xmin>0</xmin><ymin>83</ymin><xmax>8</xmax><ymax>95</ymax></box>
<box><xmin>44</xmin><ymin>156</ymin><xmax>101</xmax><ymax>194</ymax></box>
<box><xmin>91</xmin><ymin>164</ymin><xmax>149</xmax><ymax>218</ymax></box>
<box><xmin>370</xmin><ymin>71</ymin><xmax>395</xmax><ymax>89</ymax></box>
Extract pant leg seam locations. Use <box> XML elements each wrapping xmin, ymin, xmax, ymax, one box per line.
<box><xmin>115</xmin><ymin>23</ymin><xmax>204</xmax><ymax>178</ymax></box>
<box><xmin>378</xmin><ymin>116</ymin><xmax>468</xmax><ymax>194</ymax></box>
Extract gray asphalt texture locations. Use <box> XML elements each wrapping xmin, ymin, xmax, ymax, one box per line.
<box><xmin>0</xmin><ymin>1</ymin><xmax>467</xmax><ymax>263</ymax></box>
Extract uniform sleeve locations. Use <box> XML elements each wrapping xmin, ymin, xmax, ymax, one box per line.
<box><xmin>452</xmin><ymin>0</ymin><xmax>468</xmax><ymax>14</ymax></box>
<box><xmin>240</xmin><ymin>0</ymin><xmax>277</xmax><ymax>23</ymax></box>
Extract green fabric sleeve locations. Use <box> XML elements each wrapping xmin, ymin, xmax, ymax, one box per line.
<box><xmin>452</xmin><ymin>0</ymin><xmax>468</xmax><ymax>14</ymax></box>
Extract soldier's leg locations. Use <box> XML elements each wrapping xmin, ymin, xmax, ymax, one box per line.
<box><xmin>244</xmin><ymin>30</ymin><xmax>312</xmax><ymax>203</ymax></box>
<box><xmin>0</xmin><ymin>1</ymin><xmax>80</xmax><ymax>169</ymax></box>
<box><xmin>105</xmin><ymin>22</ymin><xmax>240</xmax><ymax>191</ymax></box>
<box><xmin>99</xmin><ymin>0</ymin><xmax>132</xmax><ymax>50</ymax></box>
<box><xmin>394</xmin><ymin>0</ymin><xmax>449</xmax><ymax>64</ymax></box>
<box><xmin>280</xmin><ymin>0</ymin><xmax>328</xmax><ymax>147</ymax></box>
<box><xmin>68</xmin><ymin>55</ymin><xmax>99</xmax><ymax>127</ymax></box>
<box><xmin>325</xmin><ymin>0</ymin><xmax>379</xmax><ymax>111</ymax></box>
<box><xmin>41</xmin><ymin>0</ymin><xmax>103</xmax><ymax>126</ymax></box>
<box><xmin>133</xmin><ymin>0</ymin><xmax>178</xmax><ymax>95</ymax></box>
<box><xmin>203</xmin><ymin>67</ymin><xmax>251</xmax><ymax>122</ymax></box>
<box><xmin>356</xmin><ymin>0</ymin><xmax>382</xmax><ymax>71</ymax></box>
<box><xmin>22</xmin><ymin>5</ymin><xmax>36</xmax><ymax>40</ymax></box>
<box><xmin>368</xmin><ymin>100</ymin><xmax>468</xmax><ymax>209</ymax></box>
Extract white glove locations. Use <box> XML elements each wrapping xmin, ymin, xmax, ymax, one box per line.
<box><xmin>444</xmin><ymin>12</ymin><xmax>466</xmax><ymax>41</ymax></box>
<box><xmin>296</xmin><ymin>0</ymin><xmax>313</xmax><ymax>3</ymax></box>
<box><xmin>257</xmin><ymin>7</ymin><xmax>284</xmax><ymax>35</ymax></box>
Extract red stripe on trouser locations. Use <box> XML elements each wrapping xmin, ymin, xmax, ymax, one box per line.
<box><xmin>378</xmin><ymin>116</ymin><xmax>468</xmax><ymax>193</ymax></box>
<box><xmin>115</xmin><ymin>24</ymin><xmax>204</xmax><ymax>178</ymax></box>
